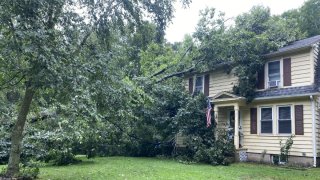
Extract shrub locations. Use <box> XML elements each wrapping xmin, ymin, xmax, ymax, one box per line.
<box><xmin>193</xmin><ymin>130</ymin><xmax>235</xmax><ymax>165</ymax></box>
<box><xmin>0</xmin><ymin>163</ymin><xmax>39</xmax><ymax>180</ymax></box>
<box><xmin>47</xmin><ymin>149</ymin><xmax>80</xmax><ymax>166</ymax></box>
<box><xmin>272</xmin><ymin>136</ymin><xmax>294</xmax><ymax>165</ymax></box>
<box><xmin>175</xmin><ymin>94</ymin><xmax>235</xmax><ymax>165</ymax></box>
<box><xmin>279</xmin><ymin>136</ymin><xmax>294</xmax><ymax>164</ymax></box>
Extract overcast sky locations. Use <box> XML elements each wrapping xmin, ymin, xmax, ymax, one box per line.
<box><xmin>165</xmin><ymin>0</ymin><xmax>306</xmax><ymax>43</ymax></box>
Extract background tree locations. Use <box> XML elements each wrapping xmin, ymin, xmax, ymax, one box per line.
<box><xmin>299</xmin><ymin>0</ymin><xmax>320</xmax><ymax>37</ymax></box>
<box><xmin>0</xmin><ymin>0</ymin><xmax>191</xmax><ymax>177</ymax></box>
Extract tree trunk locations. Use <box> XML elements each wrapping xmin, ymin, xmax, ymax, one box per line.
<box><xmin>5</xmin><ymin>87</ymin><xmax>35</xmax><ymax>177</ymax></box>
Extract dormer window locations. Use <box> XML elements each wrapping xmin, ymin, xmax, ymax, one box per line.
<box><xmin>194</xmin><ymin>75</ymin><xmax>204</xmax><ymax>94</ymax></box>
<box><xmin>268</xmin><ymin>61</ymin><xmax>280</xmax><ymax>88</ymax></box>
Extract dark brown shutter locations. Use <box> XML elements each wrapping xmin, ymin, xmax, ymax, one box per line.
<box><xmin>204</xmin><ymin>74</ymin><xmax>210</xmax><ymax>96</ymax></box>
<box><xmin>295</xmin><ymin>105</ymin><xmax>304</xmax><ymax>135</ymax></box>
<box><xmin>283</xmin><ymin>58</ymin><xmax>291</xmax><ymax>86</ymax></box>
<box><xmin>250</xmin><ymin>108</ymin><xmax>257</xmax><ymax>134</ymax></box>
<box><xmin>257</xmin><ymin>68</ymin><xmax>265</xmax><ymax>89</ymax></box>
<box><xmin>188</xmin><ymin>77</ymin><xmax>193</xmax><ymax>94</ymax></box>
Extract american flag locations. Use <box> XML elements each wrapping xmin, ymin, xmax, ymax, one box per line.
<box><xmin>206</xmin><ymin>99</ymin><xmax>212</xmax><ymax>127</ymax></box>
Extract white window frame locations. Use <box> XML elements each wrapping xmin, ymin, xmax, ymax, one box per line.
<box><xmin>277</xmin><ymin>105</ymin><xmax>293</xmax><ymax>135</ymax></box>
<box><xmin>266</xmin><ymin>60</ymin><xmax>282</xmax><ymax>88</ymax></box>
<box><xmin>193</xmin><ymin>75</ymin><xmax>204</xmax><ymax>94</ymax></box>
<box><xmin>260</xmin><ymin>106</ymin><xmax>273</xmax><ymax>134</ymax></box>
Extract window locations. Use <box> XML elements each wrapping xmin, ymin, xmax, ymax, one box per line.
<box><xmin>268</xmin><ymin>61</ymin><xmax>280</xmax><ymax>87</ymax></box>
<box><xmin>261</xmin><ymin>107</ymin><xmax>273</xmax><ymax>133</ymax></box>
<box><xmin>278</xmin><ymin>106</ymin><xmax>291</xmax><ymax>134</ymax></box>
<box><xmin>194</xmin><ymin>76</ymin><xmax>204</xmax><ymax>94</ymax></box>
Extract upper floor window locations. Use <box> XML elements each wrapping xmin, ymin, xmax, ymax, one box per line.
<box><xmin>268</xmin><ymin>61</ymin><xmax>280</xmax><ymax>88</ymax></box>
<box><xmin>194</xmin><ymin>76</ymin><xmax>204</xmax><ymax>94</ymax></box>
<box><xmin>278</xmin><ymin>106</ymin><xmax>291</xmax><ymax>134</ymax></box>
<box><xmin>260</xmin><ymin>107</ymin><xmax>273</xmax><ymax>134</ymax></box>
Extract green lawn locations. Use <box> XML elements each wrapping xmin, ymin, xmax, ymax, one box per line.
<box><xmin>39</xmin><ymin>156</ymin><xmax>320</xmax><ymax>180</ymax></box>
<box><xmin>2</xmin><ymin>156</ymin><xmax>320</xmax><ymax>179</ymax></box>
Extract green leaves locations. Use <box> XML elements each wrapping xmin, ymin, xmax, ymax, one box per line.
<box><xmin>235</xmin><ymin>6</ymin><xmax>270</xmax><ymax>35</ymax></box>
<box><xmin>0</xmin><ymin>0</ymin><xmax>193</xmax><ymax>172</ymax></box>
<box><xmin>140</xmin><ymin>43</ymin><xmax>179</xmax><ymax>76</ymax></box>
<box><xmin>299</xmin><ymin>0</ymin><xmax>320</xmax><ymax>37</ymax></box>
<box><xmin>190</xmin><ymin>5</ymin><xmax>306</xmax><ymax>101</ymax></box>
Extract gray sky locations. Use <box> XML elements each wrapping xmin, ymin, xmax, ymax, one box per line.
<box><xmin>166</xmin><ymin>0</ymin><xmax>306</xmax><ymax>43</ymax></box>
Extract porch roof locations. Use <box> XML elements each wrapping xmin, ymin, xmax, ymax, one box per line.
<box><xmin>209</xmin><ymin>91</ymin><xmax>245</xmax><ymax>103</ymax></box>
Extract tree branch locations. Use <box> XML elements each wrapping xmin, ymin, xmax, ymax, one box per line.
<box><xmin>104</xmin><ymin>117</ymin><xmax>140</xmax><ymax>140</ymax></box>
<box><xmin>155</xmin><ymin>67</ymin><xmax>195</xmax><ymax>83</ymax></box>
<box><xmin>0</xmin><ymin>72</ymin><xmax>24</xmax><ymax>90</ymax></box>
<box><xmin>150</xmin><ymin>45</ymin><xmax>193</xmax><ymax>78</ymax></box>
<box><xmin>71</xmin><ymin>2</ymin><xmax>122</xmax><ymax>57</ymax></box>
<box><xmin>155</xmin><ymin>57</ymin><xmax>205</xmax><ymax>83</ymax></box>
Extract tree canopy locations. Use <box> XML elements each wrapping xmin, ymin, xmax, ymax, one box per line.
<box><xmin>0</xmin><ymin>0</ymin><xmax>191</xmax><ymax>177</ymax></box>
<box><xmin>1</xmin><ymin>0</ymin><xmax>319</xmax><ymax>178</ymax></box>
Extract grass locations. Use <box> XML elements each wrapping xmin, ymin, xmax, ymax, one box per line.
<box><xmin>2</xmin><ymin>156</ymin><xmax>320</xmax><ymax>179</ymax></box>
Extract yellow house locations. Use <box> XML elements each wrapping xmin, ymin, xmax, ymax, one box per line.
<box><xmin>185</xmin><ymin>35</ymin><xmax>320</xmax><ymax>166</ymax></box>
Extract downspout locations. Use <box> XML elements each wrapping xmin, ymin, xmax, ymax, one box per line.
<box><xmin>310</xmin><ymin>95</ymin><xmax>317</xmax><ymax>167</ymax></box>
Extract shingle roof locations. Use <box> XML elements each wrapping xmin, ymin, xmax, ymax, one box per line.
<box><xmin>255</xmin><ymin>85</ymin><xmax>318</xmax><ymax>99</ymax></box>
<box><xmin>266</xmin><ymin>35</ymin><xmax>320</xmax><ymax>57</ymax></box>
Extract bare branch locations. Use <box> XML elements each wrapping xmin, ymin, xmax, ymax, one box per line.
<box><xmin>0</xmin><ymin>75</ymin><xmax>25</xmax><ymax>91</ymax></box>
<box><xmin>0</xmin><ymin>71</ymin><xmax>23</xmax><ymax>87</ymax></box>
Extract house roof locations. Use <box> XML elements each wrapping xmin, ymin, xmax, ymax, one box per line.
<box><xmin>266</xmin><ymin>35</ymin><xmax>320</xmax><ymax>57</ymax></box>
<box><xmin>255</xmin><ymin>85</ymin><xmax>318</xmax><ymax>99</ymax></box>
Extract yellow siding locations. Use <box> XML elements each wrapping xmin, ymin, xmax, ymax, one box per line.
<box><xmin>291</xmin><ymin>52</ymin><xmax>312</xmax><ymax>86</ymax></box>
<box><xmin>312</xmin><ymin>45</ymin><xmax>319</xmax><ymax>154</ymax></box>
<box><xmin>262</xmin><ymin>49</ymin><xmax>313</xmax><ymax>89</ymax></box>
<box><xmin>184</xmin><ymin>49</ymin><xmax>314</xmax><ymax>94</ymax></box>
<box><xmin>184</xmin><ymin>48</ymin><xmax>315</xmax><ymax>93</ymax></box>
<box><xmin>209</xmin><ymin>69</ymin><xmax>238</xmax><ymax>97</ymax></box>
<box><xmin>241</xmin><ymin>98</ymin><xmax>314</xmax><ymax>157</ymax></box>
<box><xmin>313</xmin><ymin>43</ymin><xmax>319</xmax><ymax>86</ymax></box>
<box><xmin>184</xmin><ymin>69</ymin><xmax>238</xmax><ymax>97</ymax></box>
<box><xmin>316</xmin><ymin>96</ymin><xmax>320</xmax><ymax>154</ymax></box>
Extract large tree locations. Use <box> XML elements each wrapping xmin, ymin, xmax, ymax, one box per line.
<box><xmin>0</xmin><ymin>0</ymin><xmax>190</xmax><ymax>177</ymax></box>
<box><xmin>299</xmin><ymin>0</ymin><xmax>320</xmax><ymax>37</ymax></box>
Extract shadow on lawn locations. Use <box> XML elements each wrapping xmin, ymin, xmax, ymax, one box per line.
<box><xmin>72</xmin><ymin>159</ymin><xmax>96</xmax><ymax>166</ymax></box>
<box><xmin>44</xmin><ymin>159</ymin><xmax>96</xmax><ymax>167</ymax></box>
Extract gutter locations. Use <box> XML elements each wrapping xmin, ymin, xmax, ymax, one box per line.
<box><xmin>254</xmin><ymin>93</ymin><xmax>320</xmax><ymax>101</ymax></box>
<box><xmin>210</xmin><ymin>97</ymin><xmax>245</xmax><ymax>103</ymax></box>
<box><xmin>310</xmin><ymin>95</ymin><xmax>317</xmax><ymax>167</ymax></box>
